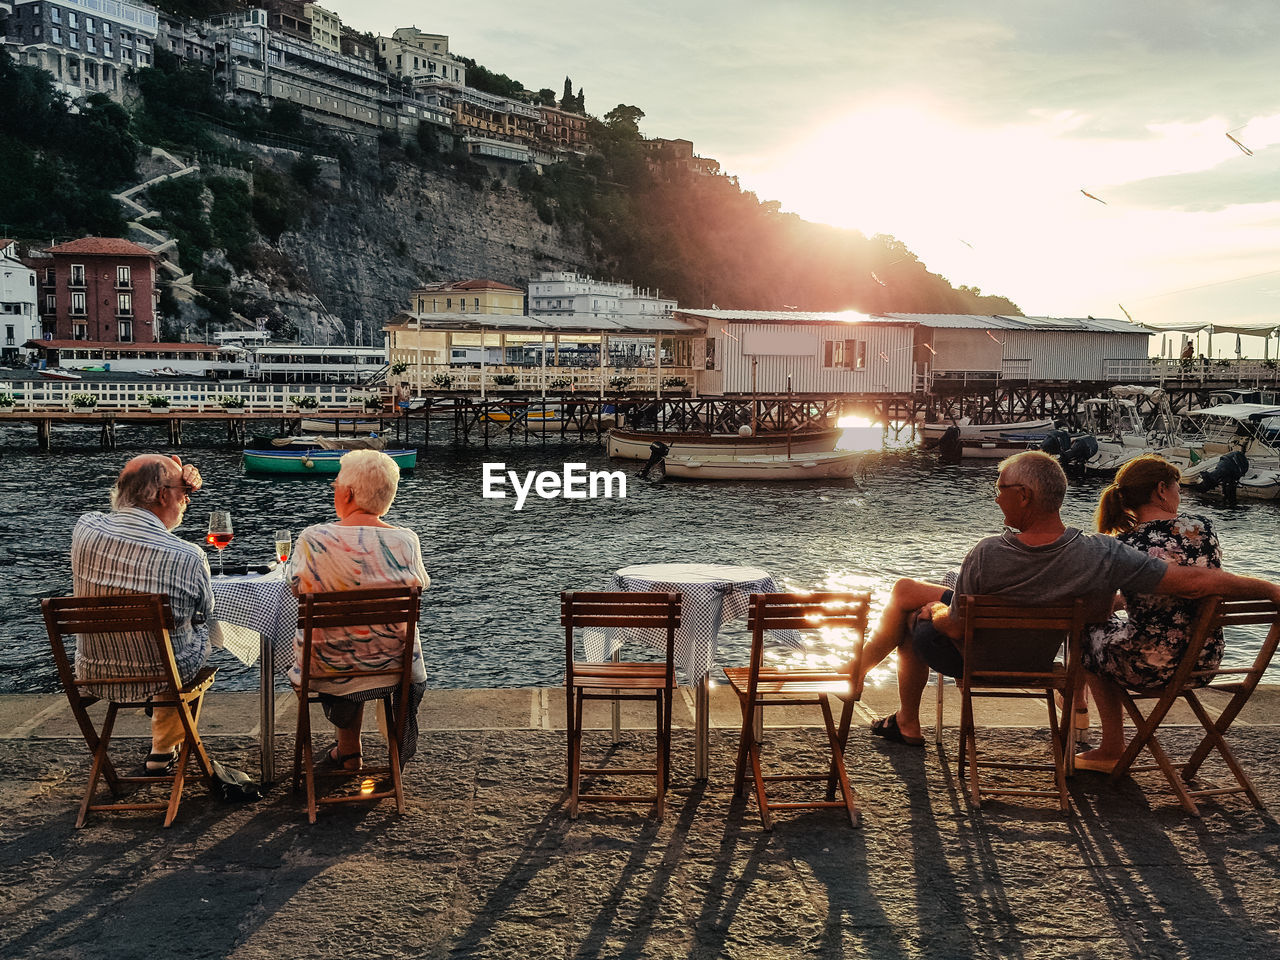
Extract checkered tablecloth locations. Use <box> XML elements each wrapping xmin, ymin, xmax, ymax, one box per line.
<box><xmin>583</xmin><ymin>562</ymin><xmax>803</xmax><ymax>685</ymax></box>
<box><xmin>209</xmin><ymin>567</ymin><xmax>297</xmax><ymax>677</ymax></box>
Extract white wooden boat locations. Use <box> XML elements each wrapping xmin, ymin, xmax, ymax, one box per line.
<box><xmin>607</xmin><ymin>426</ymin><xmax>842</xmax><ymax>461</ymax></box>
<box><xmin>300</xmin><ymin>417</ymin><xmax>382</xmax><ymax>435</ymax></box>
<box><xmin>921</xmin><ymin>416</ymin><xmax>1053</xmax><ymax>443</ymax></box>
<box><xmin>660</xmin><ymin>449</ymin><xmax>860</xmax><ymax>481</ymax></box>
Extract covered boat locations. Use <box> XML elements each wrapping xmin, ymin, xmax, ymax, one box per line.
<box><xmin>606</xmin><ymin>425</ymin><xmax>842</xmax><ymax>461</ymax></box>
<box><xmin>921</xmin><ymin>416</ymin><xmax>1053</xmax><ymax>443</ymax></box>
<box><xmin>659</xmin><ymin>449</ymin><xmax>860</xmax><ymax>481</ymax></box>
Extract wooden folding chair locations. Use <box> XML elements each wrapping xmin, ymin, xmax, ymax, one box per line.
<box><xmin>723</xmin><ymin>591</ymin><xmax>871</xmax><ymax>830</ymax></box>
<box><xmin>1110</xmin><ymin>596</ymin><xmax>1280</xmax><ymax>816</ymax></box>
<box><xmin>292</xmin><ymin>585</ymin><xmax>423</xmax><ymax>823</ymax></box>
<box><xmin>956</xmin><ymin>596</ymin><xmax>1085</xmax><ymax>811</ymax></box>
<box><xmin>562</xmin><ymin>590</ymin><xmax>681</xmax><ymax>819</ymax></box>
<box><xmin>41</xmin><ymin>594</ymin><xmax>217</xmax><ymax>828</ymax></box>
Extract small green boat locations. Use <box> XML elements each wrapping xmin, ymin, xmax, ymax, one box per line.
<box><xmin>243</xmin><ymin>448</ymin><xmax>418</xmax><ymax>475</ymax></box>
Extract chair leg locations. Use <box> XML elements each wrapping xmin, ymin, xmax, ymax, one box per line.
<box><xmin>654</xmin><ymin>692</ymin><xmax>666</xmax><ymax>819</ymax></box>
<box><xmin>820</xmin><ymin>695</ymin><xmax>859</xmax><ymax>827</ymax></box>
<box><xmin>959</xmin><ymin>694</ymin><xmax>980</xmax><ymax>806</ymax></box>
<box><xmin>1046</xmin><ymin>692</ymin><xmax>1069</xmax><ymax>812</ymax></box>
<box><xmin>936</xmin><ymin>672</ymin><xmax>945</xmax><ymax>745</ymax></box>
<box><xmin>384</xmin><ymin>697</ymin><xmax>405</xmax><ymax>815</ymax></box>
<box><xmin>299</xmin><ymin>698</ymin><xmax>318</xmax><ymax>823</ymax></box>
<box><xmin>732</xmin><ymin>695</ymin><xmax>753</xmax><ymax>798</ymax></box>
<box><xmin>78</xmin><ymin>703</ymin><xmax>120</xmax><ymax>829</ymax></box>
<box><xmin>1181</xmin><ymin>692</ymin><xmax>1263</xmax><ymax>809</ymax></box>
<box><xmin>662</xmin><ymin>688</ymin><xmax>673</xmax><ymax>791</ymax></box>
<box><xmin>165</xmin><ymin>736</ymin><xmax>190</xmax><ymax>828</ymax></box>
<box><xmin>569</xmin><ymin>691</ymin><xmax>584</xmax><ymax>819</ymax></box>
<box><xmin>292</xmin><ymin>692</ymin><xmax>305</xmax><ymax>793</ymax></box>
<box><xmin>564</xmin><ymin>682</ymin><xmax>574</xmax><ymax>804</ymax></box>
<box><xmin>748</xmin><ymin>722</ymin><xmax>772</xmax><ymax>831</ymax></box>
<box><xmin>827</xmin><ymin>695</ymin><xmax>855</xmax><ymax>801</ymax></box>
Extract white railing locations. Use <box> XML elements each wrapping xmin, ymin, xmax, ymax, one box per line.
<box><xmin>0</xmin><ymin>380</ymin><xmax>378</xmax><ymax>413</ymax></box>
<box><xmin>1107</xmin><ymin>357</ymin><xmax>1280</xmax><ymax>384</ymax></box>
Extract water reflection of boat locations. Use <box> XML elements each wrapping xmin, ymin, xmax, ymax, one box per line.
<box><xmin>606</xmin><ymin>426</ymin><xmax>842</xmax><ymax>461</ymax></box>
<box><xmin>659</xmin><ymin>449</ymin><xmax>860</xmax><ymax>481</ymax></box>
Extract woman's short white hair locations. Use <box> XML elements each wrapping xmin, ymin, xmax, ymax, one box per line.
<box><xmin>336</xmin><ymin>449</ymin><xmax>400</xmax><ymax>517</ymax></box>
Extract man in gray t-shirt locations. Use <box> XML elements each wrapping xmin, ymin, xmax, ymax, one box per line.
<box><xmin>856</xmin><ymin>450</ymin><xmax>1280</xmax><ymax>747</ymax></box>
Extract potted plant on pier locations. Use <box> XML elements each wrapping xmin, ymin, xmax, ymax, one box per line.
<box><xmin>390</xmin><ymin>360</ymin><xmax>409</xmax><ymax>377</ymax></box>
<box><xmin>289</xmin><ymin>395</ymin><xmax>319</xmax><ymax>410</ymax></box>
<box><xmin>219</xmin><ymin>396</ymin><xmax>246</xmax><ymax>413</ymax></box>
<box><xmin>361</xmin><ymin>393</ymin><xmax>385</xmax><ymax>413</ymax></box>
<box><xmin>71</xmin><ymin>393</ymin><xmax>97</xmax><ymax>410</ymax></box>
<box><xmin>492</xmin><ymin>374</ymin><xmax>518</xmax><ymax>388</ymax></box>
<box><xmin>661</xmin><ymin>377</ymin><xmax>688</xmax><ymax>393</ymax></box>
<box><xmin>147</xmin><ymin>395</ymin><xmax>171</xmax><ymax>413</ymax></box>
<box><xmin>0</xmin><ymin>393</ymin><xmax>15</xmax><ymax>409</ymax></box>
<box><xmin>609</xmin><ymin>376</ymin><xmax>635</xmax><ymax>392</ymax></box>
<box><xmin>548</xmin><ymin>377</ymin><xmax>571</xmax><ymax>390</ymax></box>
<box><xmin>430</xmin><ymin>373</ymin><xmax>454</xmax><ymax>390</ymax></box>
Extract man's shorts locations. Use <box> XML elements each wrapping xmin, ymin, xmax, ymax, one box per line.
<box><xmin>908</xmin><ymin>589</ymin><xmax>963</xmax><ymax>678</ymax></box>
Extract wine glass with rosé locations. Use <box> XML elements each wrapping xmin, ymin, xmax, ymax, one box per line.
<box><xmin>206</xmin><ymin>510</ymin><xmax>233</xmax><ymax>575</ymax></box>
<box><xmin>274</xmin><ymin>529</ymin><xmax>291</xmax><ymax>565</ymax></box>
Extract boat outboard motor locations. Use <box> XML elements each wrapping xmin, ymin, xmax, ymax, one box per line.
<box><xmin>1039</xmin><ymin>428</ymin><xmax>1073</xmax><ymax>456</ymax></box>
<box><xmin>1196</xmin><ymin>450</ymin><xmax>1249</xmax><ymax>505</ymax></box>
<box><xmin>1059</xmin><ymin>435</ymin><xmax>1099</xmax><ymax>477</ymax></box>
<box><xmin>937</xmin><ymin>425</ymin><xmax>963</xmax><ymax>464</ymax></box>
<box><xmin>638</xmin><ymin>440</ymin><xmax>670</xmax><ymax>481</ymax></box>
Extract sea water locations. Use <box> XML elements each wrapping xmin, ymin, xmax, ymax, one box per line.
<box><xmin>0</xmin><ymin>420</ymin><xmax>1275</xmax><ymax>693</ymax></box>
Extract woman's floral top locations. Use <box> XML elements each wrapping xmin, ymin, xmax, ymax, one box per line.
<box><xmin>1082</xmin><ymin>514</ymin><xmax>1223</xmax><ymax>689</ymax></box>
<box><xmin>289</xmin><ymin>523</ymin><xmax>430</xmax><ymax>694</ymax></box>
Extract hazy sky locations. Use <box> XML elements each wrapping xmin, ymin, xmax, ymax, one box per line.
<box><xmin>346</xmin><ymin>0</ymin><xmax>1280</xmax><ymax>352</ymax></box>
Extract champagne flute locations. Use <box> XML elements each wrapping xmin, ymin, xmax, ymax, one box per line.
<box><xmin>274</xmin><ymin>529</ymin><xmax>292</xmax><ymax>565</ymax></box>
<box><xmin>206</xmin><ymin>510</ymin><xmax>233</xmax><ymax>575</ymax></box>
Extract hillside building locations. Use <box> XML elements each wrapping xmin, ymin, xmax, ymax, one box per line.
<box><xmin>0</xmin><ymin>240</ymin><xmax>39</xmax><ymax>365</ymax></box>
<box><xmin>377</xmin><ymin>27</ymin><xmax>463</xmax><ymax>86</ymax></box>
<box><xmin>528</xmin><ymin>272</ymin><xmax>675</xmax><ymax>323</ymax></box>
<box><xmin>385</xmin><ymin>279</ymin><xmax>525</xmax><ymax>373</ymax></box>
<box><xmin>539</xmin><ymin>105</ymin><xmax>589</xmax><ymax>155</ymax></box>
<box><xmin>643</xmin><ymin>138</ymin><xmax>721</xmax><ymax>178</ymax></box>
<box><xmin>32</xmin><ymin>238</ymin><xmax>160</xmax><ymax>345</ymax></box>
<box><xmin>3</xmin><ymin>0</ymin><xmax>158</xmax><ymax>99</ymax></box>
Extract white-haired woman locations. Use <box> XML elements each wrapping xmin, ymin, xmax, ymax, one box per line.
<box><xmin>290</xmin><ymin>449</ymin><xmax>429</xmax><ymax>771</ymax></box>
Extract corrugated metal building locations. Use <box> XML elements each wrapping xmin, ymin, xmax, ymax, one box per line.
<box><xmin>887</xmin><ymin>313</ymin><xmax>1152</xmax><ymax>382</ymax></box>
<box><xmin>677</xmin><ymin>310</ymin><xmax>916</xmax><ymax>395</ymax></box>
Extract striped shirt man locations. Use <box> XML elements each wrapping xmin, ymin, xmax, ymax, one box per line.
<box><xmin>71</xmin><ymin>507</ymin><xmax>214</xmax><ymax>687</ymax></box>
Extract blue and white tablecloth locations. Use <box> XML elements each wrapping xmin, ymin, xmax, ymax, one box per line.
<box><xmin>210</xmin><ymin>567</ymin><xmax>296</xmax><ymax>677</ymax></box>
<box><xmin>583</xmin><ymin>562</ymin><xmax>803</xmax><ymax>685</ymax></box>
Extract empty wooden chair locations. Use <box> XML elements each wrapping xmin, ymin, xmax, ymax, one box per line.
<box><xmin>1110</xmin><ymin>596</ymin><xmax>1280</xmax><ymax>815</ymax></box>
<box><xmin>723</xmin><ymin>591</ymin><xmax>871</xmax><ymax>830</ymax></box>
<box><xmin>956</xmin><ymin>595</ymin><xmax>1086</xmax><ymax>811</ymax></box>
<box><xmin>292</xmin><ymin>585</ymin><xmax>423</xmax><ymax>823</ymax></box>
<box><xmin>41</xmin><ymin>594</ymin><xmax>216</xmax><ymax>828</ymax></box>
<box><xmin>561</xmin><ymin>590</ymin><xmax>681</xmax><ymax>819</ymax></box>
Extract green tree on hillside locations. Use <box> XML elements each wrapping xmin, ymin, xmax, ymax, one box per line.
<box><xmin>561</xmin><ymin>76</ymin><xmax>574</xmax><ymax>110</ymax></box>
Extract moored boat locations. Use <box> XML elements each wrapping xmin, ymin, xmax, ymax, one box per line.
<box><xmin>607</xmin><ymin>425</ymin><xmax>842</xmax><ymax>461</ymax></box>
<box><xmin>659</xmin><ymin>449</ymin><xmax>860</xmax><ymax>481</ymax></box>
<box><xmin>300</xmin><ymin>416</ymin><xmax>383</xmax><ymax>435</ymax></box>
<box><xmin>921</xmin><ymin>416</ymin><xmax>1053</xmax><ymax>443</ymax></box>
<box><xmin>243</xmin><ymin>447</ymin><xmax>417</xmax><ymax>474</ymax></box>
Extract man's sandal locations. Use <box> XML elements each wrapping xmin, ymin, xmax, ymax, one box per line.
<box><xmin>870</xmin><ymin>714</ymin><xmax>925</xmax><ymax>747</ymax></box>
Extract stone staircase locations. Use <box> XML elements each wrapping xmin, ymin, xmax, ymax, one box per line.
<box><xmin>111</xmin><ymin>147</ymin><xmax>201</xmax><ymax>298</ymax></box>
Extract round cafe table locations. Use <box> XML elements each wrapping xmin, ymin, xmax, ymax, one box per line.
<box><xmin>587</xmin><ymin>562</ymin><xmax>801</xmax><ymax>779</ymax></box>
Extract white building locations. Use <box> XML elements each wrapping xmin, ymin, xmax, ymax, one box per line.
<box><xmin>0</xmin><ymin>241</ymin><xmax>39</xmax><ymax>365</ymax></box>
<box><xmin>528</xmin><ymin>272</ymin><xmax>676</xmax><ymax>324</ymax></box>
<box><xmin>377</xmin><ymin>27</ymin><xmax>463</xmax><ymax>86</ymax></box>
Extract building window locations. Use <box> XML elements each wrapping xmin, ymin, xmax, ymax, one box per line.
<box><xmin>68</xmin><ymin>11</ymin><xmax>76</xmax><ymax>27</ymax></box>
<box><xmin>70</xmin><ymin>32</ymin><xmax>79</xmax><ymax>49</ymax></box>
<box><xmin>117</xmin><ymin>292</ymin><xmax>132</xmax><ymax>316</ymax></box>
<box><xmin>86</xmin><ymin>17</ymin><xmax>94</xmax><ymax>33</ymax></box>
<box><xmin>45</xmin><ymin>295</ymin><xmax>55</xmax><ymax>311</ymax></box>
<box><xmin>103</xmin><ymin>41</ymin><xmax>110</xmax><ymax>55</ymax></box>
<box><xmin>446</xmin><ymin>297</ymin><xmax>452</xmax><ymax>310</ymax></box>
<box><xmin>118</xmin><ymin>320</ymin><xmax>133</xmax><ymax>342</ymax></box>
<box><xmin>51</xmin><ymin>7</ymin><xmax>60</xmax><ymax>23</ymax></box>
<box><xmin>474</xmin><ymin>298</ymin><xmax>479</xmax><ymax>310</ymax></box>
<box><xmin>823</xmin><ymin>339</ymin><xmax>867</xmax><ymax>369</ymax></box>
<box><xmin>69</xmin><ymin>264</ymin><xmax>85</xmax><ymax>287</ymax></box>
<box><xmin>86</xmin><ymin>37</ymin><xmax>95</xmax><ymax>52</ymax></box>
<box><xmin>73</xmin><ymin>323</ymin><xmax>87</xmax><ymax>340</ymax></box>
<box><xmin>116</xmin><ymin>265</ymin><xmax>131</xmax><ymax>287</ymax></box>
<box><xmin>70</xmin><ymin>292</ymin><xmax>86</xmax><ymax>315</ymax></box>
<box><xmin>5</xmin><ymin>325</ymin><xmax>14</xmax><ymax>346</ymax></box>
<box><xmin>102</xmin><ymin>22</ymin><xmax>110</xmax><ymax>35</ymax></box>
<box><xmin>51</xmin><ymin>27</ymin><xmax>61</xmax><ymax>43</ymax></box>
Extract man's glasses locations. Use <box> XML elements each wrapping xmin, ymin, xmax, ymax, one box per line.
<box><xmin>994</xmin><ymin>481</ymin><xmax>1027</xmax><ymax>495</ymax></box>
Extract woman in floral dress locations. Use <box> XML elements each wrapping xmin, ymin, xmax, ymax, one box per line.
<box><xmin>1074</xmin><ymin>455</ymin><xmax>1223</xmax><ymax>772</ymax></box>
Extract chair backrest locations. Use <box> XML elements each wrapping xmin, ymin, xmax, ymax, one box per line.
<box><xmin>561</xmin><ymin>591</ymin><xmax>682</xmax><ymax>679</ymax></box>
<box><xmin>958</xmin><ymin>595</ymin><xmax>1086</xmax><ymax>680</ymax></box>
<box><xmin>42</xmin><ymin>594</ymin><xmax>180</xmax><ymax>703</ymax></box>
<box><xmin>296</xmin><ymin>586</ymin><xmax>423</xmax><ymax>697</ymax></box>
<box><xmin>746</xmin><ymin>592</ymin><xmax>872</xmax><ymax>677</ymax></box>
<box><xmin>1176</xmin><ymin>596</ymin><xmax>1280</xmax><ymax>691</ymax></box>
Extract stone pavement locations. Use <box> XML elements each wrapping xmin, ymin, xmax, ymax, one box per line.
<box><xmin>2</xmin><ymin>685</ymin><xmax>1280</xmax><ymax>960</ymax></box>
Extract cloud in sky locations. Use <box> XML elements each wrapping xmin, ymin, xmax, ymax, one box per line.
<box><xmin>342</xmin><ymin>0</ymin><xmax>1280</xmax><ymax>338</ymax></box>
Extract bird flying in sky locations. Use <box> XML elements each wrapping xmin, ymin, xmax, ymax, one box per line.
<box><xmin>1080</xmin><ymin>189</ymin><xmax>1107</xmax><ymax>204</ymax></box>
<box><xmin>1226</xmin><ymin>131</ymin><xmax>1253</xmax><ymax>156</ymax></box>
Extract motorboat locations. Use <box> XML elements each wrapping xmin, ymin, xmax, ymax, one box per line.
<box><xmin>657</xmin><ymin>449</ymin><xmax>860</xmax><ymax>481</ymax></box>
<box><xmin>606</xmin><ymin>425</ymin><xmax>842</xmax><ymax>461</ymax></box>
<box><xmin>1174</xmin><ymin>403</ymin><xmax>1280</xmax><ymax>502</ymax></box>
<box><xmin>300</xmin><ymin>416</ymin><xmax>383</xmax><ymax>435</ymax></box>
<box><xmin>921</xmin><ymin>416</ymin><xmax>1053</xmax><ymax>443</ymax></box>
<box><xmin>1082</xmin><ymin>386</ymin><xmax>1182</xmax><ymax>475</ymax></box>
<box><xmin>243</xmin><ymin>446</ymin><xmax>416</xmax><ymax>474</ymax></box>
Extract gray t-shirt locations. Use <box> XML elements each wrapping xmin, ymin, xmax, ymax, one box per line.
<box><xmin>954</xmin><ymin>527</ymin><xmax>1167</xmax><ymax>624</ymax></box>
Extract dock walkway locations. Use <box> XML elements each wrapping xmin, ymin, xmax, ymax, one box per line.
<box><xmin>3</xmin><ymin>685</ymin><xmax>1280</xmax><ymax>958</ymax></box>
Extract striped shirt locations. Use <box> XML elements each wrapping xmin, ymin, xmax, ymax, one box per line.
<box><xmin>71</xmin><ymin>508</ymin><xmax>214</xmax><ymax>692</ymax></box>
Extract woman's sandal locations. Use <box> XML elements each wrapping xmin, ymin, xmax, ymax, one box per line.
<box><xmin>144</xmin><ymin>747</ymin><xmax>179</xmax><ymax>774</ymax></box>
<box><xmin>318</xmin><ymin>743</ymin><xmax>362</xmax><ymax>772</ymax></box>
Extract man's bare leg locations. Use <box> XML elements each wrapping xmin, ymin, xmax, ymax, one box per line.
<box><xmin>851</xmin><ymin>578</ymin><xmax>947</xmax><ymax>699</ymax></box>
